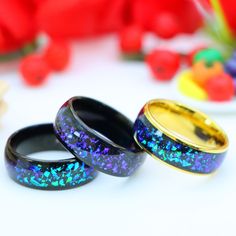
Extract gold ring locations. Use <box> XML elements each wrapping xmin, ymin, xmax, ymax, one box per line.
<box><xmin>134</xmin><ymin>99</ymin><xmax>229</xmax><ymax>174</ymax></box>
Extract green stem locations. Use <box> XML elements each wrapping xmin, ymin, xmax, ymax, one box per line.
<box><xmin>0</xmin><ymin>39</ymin><xmax>38</xmax><ymax>62</ymax></box>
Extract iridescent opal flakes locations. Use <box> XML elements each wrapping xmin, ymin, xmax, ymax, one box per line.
<box><xmin>6</xmin><ymin>97</ymin><xmax>228</xmax><ymax>191</ymax></box>
<box><xmin>54</xmin><ymin>97</ymin><xmax>146</xmax><ymax>177</ymax></box>
<box><xmin>6</xmin><ymin>158</ymin><xmax>96</xmax><ymax>189</ymax></box>
<box><xmin>134</xmin><ymin>114</ymin><xmax>226</xmax><ymax>174</ymax></box>
<box><xmin>5</xmin><ymin>123</ymin><xmax>97</xmax><ymax>190</ymax></box>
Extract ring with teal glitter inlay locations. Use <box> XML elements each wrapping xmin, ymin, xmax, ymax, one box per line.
<box><xmin>5</xmin><ymin>124</ymin><xmax>97</xmax><ymax>190</ymax></box>
<box><xmin>134</xmin><ymin>99</ymin><xmax>229</xmax><ymax>174</ymax></box>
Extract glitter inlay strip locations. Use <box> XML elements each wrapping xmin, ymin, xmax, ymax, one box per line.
<box><xmin>134</xmin><ymin>113</ymin><xmax>227</xmax><ymax>174</ymax></box>
<box><xmin>54</xmin><ymin>97</ymin><xmax>146</xmax><ymax>177</ymax></box>
<box><xmin>5</xmin><ymin>124</ymin><xmax>97</xmax><ymax>190</ymax></box>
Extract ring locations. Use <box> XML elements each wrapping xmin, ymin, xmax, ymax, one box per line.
<box><xmin>134</xmin><ymin>99</ymin><xmax>229</xmax><ymax>174</ymax></box>
<box><xmin>54</xmin><ymin>97</ymin><xmax>146</xmax><ymax>177</ymax></box>
<box><xmin>5</xmin><ymin>123</ymin><xmax>97</xmax><ymax>190</ymax></box>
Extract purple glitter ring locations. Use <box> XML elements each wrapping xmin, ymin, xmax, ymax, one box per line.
<box><xmin>54</xmin><ymin>97</ymin><xmax>146</xmax><ymax>177</ymax></box>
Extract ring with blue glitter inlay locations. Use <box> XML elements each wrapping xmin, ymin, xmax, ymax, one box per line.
<box><xmin>134</xmin><ymin>99</ymin><xmax>229</xmax><ymax>174</ymax></box>
<box><xmin>5</xmin><ymin>123</ymin><xmax>97</xmax><ymax>190</ymax></box>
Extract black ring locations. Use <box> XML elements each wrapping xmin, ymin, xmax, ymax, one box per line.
<box><xmin>54</xmin><ymin>97</ymin><xmax>146</xmax><ymax>177</ymax></box>
<box><xmin>5</xmin><ymin>123</ymin><xmax>97</xmax><ymax>190</ymax></box>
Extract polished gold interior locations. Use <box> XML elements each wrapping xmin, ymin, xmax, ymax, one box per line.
<box><xmin>144</xmin><ymin>100</ymin><xmax>229</xmax><ymax>153</ymax></box>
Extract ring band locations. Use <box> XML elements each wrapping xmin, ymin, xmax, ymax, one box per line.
<box><xmin>54</xmin><ymin>97</ymin><xmax>146</xmax><ymax>177</ymax></box>
<box><xmin>134</xmin><ymin>99</ymin><xmax>229</xmax><ymax>174</ymax></box>
<box><xmin>5</xmin><ymin>124</ymin><xmax>97</xmax><ymax>190</ymax></box>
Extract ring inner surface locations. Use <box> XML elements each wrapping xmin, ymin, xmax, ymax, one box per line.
<box><xmin>72</xmin><ymin>98</ymin><xmax>137</xmax><ymax>150</ymax></box>
<box><xmin>12</xmin><ymin>125</ymin><xmax>65</xmax><ymax>156</ymax></box>
<box><xmin>147</xmin><ymin>101</ymin><xmax>227</xmax><ymax>151</ymax></box>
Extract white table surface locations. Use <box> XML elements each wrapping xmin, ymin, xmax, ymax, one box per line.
<box><xmin>0</xmin><ymin>34</ymin><xmax>235</xmax><ymax>236</ymax></box>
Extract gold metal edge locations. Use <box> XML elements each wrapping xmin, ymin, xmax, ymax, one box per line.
<box><xmin>143</xmin><ymin>99</ymin><xmax>229</xmax><ymax>154</ymax></box>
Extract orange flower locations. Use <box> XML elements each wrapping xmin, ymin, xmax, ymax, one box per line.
<box><xmin>192</xmin><ymin>61</ymin><xmax>224</xmax><ymax>87</ymax></box>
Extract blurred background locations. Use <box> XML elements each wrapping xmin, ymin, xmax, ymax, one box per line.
<box><xmin>1</xmin><ymin>0</ymin><xmax>236</xmax><ymax>113</ymax></box>
<box><xmin>0</xmin><ymin>1</ymin><xmax>236</xmax><ymax>236</ymax></box>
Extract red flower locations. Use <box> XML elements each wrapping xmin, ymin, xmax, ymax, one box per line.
<box><xmin>0</xmin><ymin>0</ymin><xmax>38</xmax><ymax>54</ymax></box>
<box><xmin>0</xmin><ymin>0</ymin><xmax>203</xmax><ymax>54</ymax></box>
<box><xmin>130</xmin><ymin>0</ymin><xmax>202</xmax><ymax>37</ymax></box>
<box><xmin>36</xmin><ymin>0</ymin><xmax>127</xmax><ymax>38</ymax></box>
<box><xmin>219</xmin><ymin>0</ymin><xmax>236</xmax><ymax>36</ymax></box>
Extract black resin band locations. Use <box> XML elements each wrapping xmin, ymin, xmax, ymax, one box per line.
<box><xmin>5</xmin><ymin>123</ymin><xmax>97</xmax><ymax>190</ymax></box>
<box><xmin>54</xmin><ymin>97</ymin><xmax>146</xmax><ymax>177</ymax></box>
